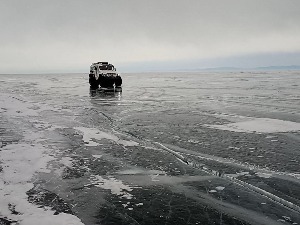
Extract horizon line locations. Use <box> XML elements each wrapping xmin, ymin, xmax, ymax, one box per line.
<box><xmin>1</xmin><ymin>65</ymin><xmax>300</xmax><ymax>75</ymax></box>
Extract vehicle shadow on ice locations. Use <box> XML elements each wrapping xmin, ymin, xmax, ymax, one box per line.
<box><xmin>89</xmin><ymin>88</ymin><xmax>122</xmax><ymax>99</ymax></box>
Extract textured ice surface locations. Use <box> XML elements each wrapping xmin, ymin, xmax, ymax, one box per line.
<box><xmin>0</xmin><ymin>89</ymin><xmax>84</xmax><ymax>224</ymax></box>
<box><xmin>0</xmin><ymin>72</ymin><xmax>300</xmax><ymax>225</ymax></box>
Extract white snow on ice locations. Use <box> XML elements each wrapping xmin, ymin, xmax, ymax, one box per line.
<box><xmin>92</xmin><ymin>154</ymin><xmax>103</xmax><ymax>159</ymax></box>
<box><xmin>256</xmin><ymin>172</ymin><xmax>272</xmax><ymax>178</ymax></box>
<box><xmin>117</xmin><ymin>168</ymin><xmax>166</xmax><ymax>176</ymax></box>
<box><xmin>88</xmin><ymin>175</ymin><xmax>136</xmax><ymax>199</ymax></box>
<box><xmin>0</xmin><ymin>144</ymin><xmax>84</xmax><ymax>225</ymax></box>
<box><xmin>215</xmin><ymin>186</ymin><xmax>225</xmax><ymax>191</ymax></box>
<box><xmin>60</xmin><ymin>157</ymin><xmax>74</xmax><ymax>167</ymax></box>
<box><xmin>0</xmin><ymin>94</ymin><xmax>84</xmax><ymax>225</ymax></box>
<box><xmin>206</xmin><ymin>118</ymin><xmax>300</xmax><ymax>133</ymax></box>
<box><xmin>75</xmin><ymin>126</ymin><xmax>139</xmax><ymax>147</ymax></box>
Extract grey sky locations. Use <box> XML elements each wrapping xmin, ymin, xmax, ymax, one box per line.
<box><xmin>1</xmin><ymin>0</ymin><xmax>300</xmax><ymax>73</ymax></box>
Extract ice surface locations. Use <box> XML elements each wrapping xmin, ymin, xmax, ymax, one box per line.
<box><xmin>1</xmin><ymin>72</ymin><xmax>300</xmax><ymax>225</ymax></box>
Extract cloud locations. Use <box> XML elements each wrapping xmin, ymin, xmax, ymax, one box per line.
<box><xmin>0</xmin><ymin>0</ymin><xmax>300</xmax><ymax>72</ymax></box>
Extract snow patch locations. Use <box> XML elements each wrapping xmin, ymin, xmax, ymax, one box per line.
<box><xmin>215</xmin><ymin>186</ymin><xmax>225</xmax><ymax>191</ymax></box>
<box><xmin>60</xmin><ymin>157</ymin><xmax>74</xmax><ymax>167</ymax></box>
<box><xmin>92</xmin><ymin>154</ymin><xmax>103</xmax><ymax>159</ymax></box>
<box><xmin>206</xmin><ymin>118</ymin><xmax>300</xmax><ymax>133</ymax></box>
<box><xmin>75</xmin><ymin>127</ymin><xmax>138</xmax><ymax>147</ymax></box>
<box><xmin>0</xmin><ymin>144</ymin><xmax>53</xmax><ymax>183</ymax></box>
<box><xmin>20</xmin><ymin>212</ymin><xmax>84</xmax><ymax>225</ymax></box>
<box><xmin>228</xmin><ymin>171</ymin><xmax>250</xmax><ymax>178</ymax></box>
<box><xmin>88</xmin><ymin>175</ymin><xmax>137</xmax><ymax>199</ymax></box>
<box><xmin>117</xmin><ymin>168</ymin><xmax>166</xmax><ymax>176</ymax></box>
<box><xmin>150</xmin><ymin>174</ymin><xmax>160</xmax><ymax>182</ymax></box>
<box><xmin>256</xmin><ymin>172</ymin><xmax>272</xmax><ymax>178</ymax></box>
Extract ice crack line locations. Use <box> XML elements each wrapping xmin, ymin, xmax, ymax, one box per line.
<box><xmin>155</xmin><ymin>142</ymin><xmax>300</xmax><ymax>215</ymax></box>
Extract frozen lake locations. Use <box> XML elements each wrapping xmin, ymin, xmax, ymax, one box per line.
<box><xmin>0</xmin><ymin>71</ymin><xmax>300</xmax><ymax>225</ymax></box>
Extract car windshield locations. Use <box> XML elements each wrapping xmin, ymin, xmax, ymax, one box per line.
<box><xmin>99</xmin><ymin>65</ymin><xmax>114</xmax><ymax>70</ymax></box>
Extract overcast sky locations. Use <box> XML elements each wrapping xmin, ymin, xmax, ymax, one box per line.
<box><xmin>1</xmin><ymin>0</ymin><xmax>300</xmax><ymax>73</ymax></box>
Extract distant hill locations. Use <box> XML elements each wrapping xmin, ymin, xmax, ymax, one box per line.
<box><xmin>198</xmin><ymin>65</ymin><xmax>300</xmax><ymax>72</ymax></box>
<box><xmin>254</xmin><ymin>65</ymin><xmax>300</xmax><ymax>71</ymax></box>
<box><xmin>201</xmin><ymin>67</ymin><xmax>240</xmax><ymax>71</ymax></box>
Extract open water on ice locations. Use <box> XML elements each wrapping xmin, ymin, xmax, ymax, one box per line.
<box><xmin>0</xmin><ymin>71</ymin><xmax>300</xmax><ymax>225</ymax></box>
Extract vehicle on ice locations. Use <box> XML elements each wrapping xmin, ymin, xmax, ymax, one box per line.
<box><xmin>89</xmin><ymin>62</ymin><xmax>122</xmax><ymax>91</ymax></box>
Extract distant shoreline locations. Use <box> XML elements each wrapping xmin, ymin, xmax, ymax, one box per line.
<box><xmin>1</xmin><ymin>65</ymin><xmax>300</xmax><ymax>75</ymax></box>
